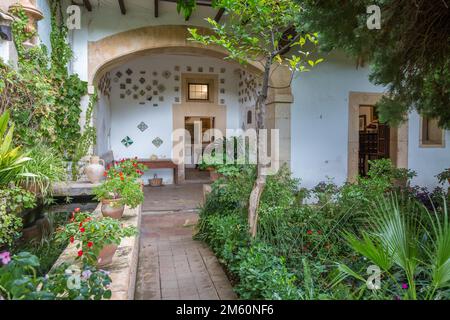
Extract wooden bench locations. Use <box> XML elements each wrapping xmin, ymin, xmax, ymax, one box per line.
<box><xmin>137</xmin><ymin>159</ymin><xmax>179</xmax><ymax>185</ymax></box>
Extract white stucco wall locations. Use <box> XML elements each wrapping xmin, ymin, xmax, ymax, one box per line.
<box><xmin>107</xmin><ymin>53</ymin><xmax>241</xmax><ymax>184</ymax></box>
<box><xmin>408</xmin><ymin>111</ymin><xmax>450</xmax><ymax>190</ymax></box>
<box><xmin>291</xmin><ymin>51</ymin><xmax>384</xmax><ymax>189</ymax></box>
<box><xmin>36</xmin><ymin>0</ymin><xmax>52</xmax><ymax>52</ymax></box>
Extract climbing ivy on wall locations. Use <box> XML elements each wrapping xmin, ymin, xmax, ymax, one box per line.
<box><xmin>0</xmin><ymin>1</ymin><xmax>88</xmax><ymax>162</ymax></box>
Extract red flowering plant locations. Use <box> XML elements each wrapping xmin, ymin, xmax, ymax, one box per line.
<box><xmin>105</xmin><ymin>158</ymin><xmax>147</xmax><ymax>180</ymax></box>
<box><xmin>93</xmin><ymin>174</ymin><xmax>144</xmax><ymax>209</ymax></box>
<box><xmin>56</xmin><ymin>209</ymin><xmax>137</xmax><ymax>266</ymax></box>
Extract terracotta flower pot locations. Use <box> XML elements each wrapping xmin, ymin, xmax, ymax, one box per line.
<box><xmin>101</xmin><ymin>199</ymin><xmax>125</xmax><ymax>220</ymax></box>
<box><xmin>210</xmin><ymin>170</ymin><xmax>222</xmax><ymax>182</ymax></box>
<box><xmin>97</xmin><ymin>244</ymin><xmax>118</xmax><ymax>267</ymax></box>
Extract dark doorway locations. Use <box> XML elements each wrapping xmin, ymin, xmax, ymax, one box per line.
<box><xmin>358</xmin><ymin>105</ymin><xmax>391</xmax><ymax>176</ymax></box>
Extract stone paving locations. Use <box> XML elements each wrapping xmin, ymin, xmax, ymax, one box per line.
<box><xmin>135</xmin><ymin>184</ymin><xmax>237</xmax><ymax>300</ymax></box>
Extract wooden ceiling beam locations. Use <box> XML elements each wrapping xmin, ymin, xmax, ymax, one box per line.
<box><xmin>118</xmin><ymin>0</ymin><xmax>126</xmax><ymax>15</ymax></box>
<box><xmin>83</xmin><ymin>0</ymin><xmax>92</xmax><ymax>11</ymax></box>
<box><xmin>214</xmin><ymin>8</ymin><xmax>225</xmax><ymax>22</ymax></box>
<box><xmin>154</xmin><ymin>0</ymin><xmax>159</xmax><ymax>17</ymax></box>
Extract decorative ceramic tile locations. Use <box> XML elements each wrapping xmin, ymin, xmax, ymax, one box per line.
<box><xmin>133</xmin><ymin>94</ymin><xmax>138</xmax><ymax>100</ymax></box>
<box><xmin>153</xmin><ymin>90</ymin><xmax>158</xmax><ymax>95</ymax></box>
<box><xmin>126</xmin><ymin>78</ymin><xmax>132</xmax><ymax>84</ymax></box>
<box><xmin>220</xmin><ymin>68</ymin><xmax>226</xmax><ymax>73</ymax></box>
<box><xmin>174</xmin><ymin>75</ymin><xmax>179</xmax><ymax>81</ymax></box>
<box><xmin>120</xmin><ymin>94</ymin><xmax>125</xmax><ymax>99</ymax></box>
<box><xmin>152</xmin><ymin>71</ymin><xmax>158</xmax><ymax>76</ymax></box>
<box><xmin>140</xmin><ymin>70</ymin><xmax>146</xmax><ymax>74</ymax></box>
<box><xmin>198</xmin><ymin>67</ymin><xmax>203</xmax><ymax>72</ymax></box>
<box><xmin>174</xmin><ymin>66</ymin><xmax>180</xmax><ymax>71</ymax></box>
<box><xmin>139</xmin><ymin>90</ymin><xmax>145</xmax><ymax>96</ymax></box>
<box><xmin>157</xmin><ymin>84</ymin><xmax>166</xmax><ymax>93</ymax></box>
<box><xmin>116</xmin><ymin>71</ymin><xmax>123</xmax><ymax>78</ymax></box>
<box><xmin>220</xmin><ymin>88</ymin><xmax>225</xmax><ymax>94</ymax></box>
<box><xmin>175</xmin><ymin>97</ymin><xmax>180</xmax><ymax>103</ymax></box>
<box><xmin>152</xmin><ymin>137</ymin><xmax>163</xmax><ymax>148</ymax></box>
<box><xmin>186</xmin><ymin>66</ymin><xmax>192</xmax><ymax>72</ymax></box>
<box><xmin>174</xmin><ymin>86</ymin><xmax>179</xmax><ymax>92</ymax></box>
<box><xmin>159</xmin><ymin>96</ymin><xmax>164</xmax><ymax>102</ymax></box>
<box><xmin>209</xmin><ymin>67</ymin><xmax>214</xmax><ymax>73</ymax></box>
<box><xmin>121</xmin><ymin>136</ymin><xmax>133</xmax><ymax>147</ymax></box>
<box><xmin>139</xmin><ymin>102</ymin><xmax>146</xmax><ymax>105</ymax></box>
<box><xmin>220</xmin><ymin>78</ymin><xmax>225</xmax><ymax>84</ymax></box>
<box><xmin>147</xmin><ymin>96</ymin><xmax>153</xmax><ymax>101</ymax></box>
<box><xmin>162</xmin><ymin>70</ymin><xmax>171</xmax><ymax>79</ymax></box>
<box><xmin>133</xmin><ymin>85</ymin><xmax>139</xmax><ymax>91</ymax></box>
<box><xmin>137</xmin><ymin>121</ymin><xmax>148</xmax><ymax>132</ymax></box>
<box><xmin>152</xmin><ymin>80</ymin><xmax>158</xmax><ymax>86</ymax></box>
<box><xmin>126</xmin><ymin>68</ymin><xmax>133</xmax><ymax>76</ymax></box>
<box><xmin>120</xmin><ymin>83</ymin><xmax>126</xmax><ymax>89</ymax></box>
<box><xmin>139</xmin><ymin>77</ymin><xmax>146</xmax><ymax>84</ymax></box>
<box><xmin>220</xmin><ymin>99</ymin><xmax>225</xmax><ymax>104</ymax></box>
<box><xmin>126</xmin><ymin>89</ymin><xmax>132</xmax><ymax>96</ymax></box>
<box><xmin>146</xmin><ymin>85</ymin><xmax>152</xmax><ymax>91</ymax></box>
<box><xmin>153</xmin><ymin>103</ymin><xmax>158</xmax><ymax>107</ymax></box>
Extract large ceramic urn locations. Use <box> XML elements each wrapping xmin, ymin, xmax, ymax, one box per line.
<box><xmin>85</xmin><ymin>156</ymin><xmax>106</xmax><ymax>184</ymax></box>
<box><xmin>9</xmin><ymin>0</ymin><xmax>43</xmax><ymax>47</ymax></box>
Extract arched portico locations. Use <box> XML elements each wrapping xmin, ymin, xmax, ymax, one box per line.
<box><xmin>88</xmin><ymin>25</ymin><xmax>293</xmax><ymax>182</ymax></box>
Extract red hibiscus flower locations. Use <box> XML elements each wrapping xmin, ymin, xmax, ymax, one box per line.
<box><xmin>87</xmin><ymin>241</ymin><xmax>93</xmax><ymax>248</ymax></box>
<box><xmin>80</xmin><ymin>227</ymin><xmax>85</xmax><ymax>233</ymax></box>
<box><xmin>77</xmin><ymin>250</ymin><xmax>83</xmax><ymax>257</ymax></box>
<box><xmin>70</xmin><ymin>236</ymin><xmax>75</xmax><ymax>243</ymax></box>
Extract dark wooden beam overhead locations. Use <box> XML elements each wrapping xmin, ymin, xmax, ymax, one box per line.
<box><xmin>160</xmin><ymin>0</ymin><xmax>213</xmax><ymax>7</ymax></box>
<box><xmin>118</xmin><ymin>0</ymin><xmax>126</xmax><ymax>15</ymax></box>
<box><xmin>214</xmin><ymin>8</ymin><xmax>225</xmax><ymax>22</ymax></box>
<box><xmin>154</xmin><ymin>0</ymin><xmax>159</xmax><ymax>18</ymax></box>
<box><xmin>83</xmin><ymin>0</ymin><xmax>92</xmax><ymax>11</ymax></box>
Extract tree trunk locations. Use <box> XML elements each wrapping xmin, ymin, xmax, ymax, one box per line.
<box><xmin>248</xmin><ymin>167</ymin><xmax>266</xmax><ymax>237</ymax></box>
<box><xmin>247</xmin><ymin>58</ymin><xmax>272</xmax><ymax>238</ymax></box>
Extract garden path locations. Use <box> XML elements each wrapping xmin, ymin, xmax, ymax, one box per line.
<box><xmin>135</xmin><ymin>183</ymin><xmax>236</xmax><ymax>300</ymax></box>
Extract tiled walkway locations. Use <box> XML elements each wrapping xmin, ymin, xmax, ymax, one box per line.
<box><xmin>135</xmin><ymin>184</ymin><xmax>236</xmax><ymax>300</ymax></box>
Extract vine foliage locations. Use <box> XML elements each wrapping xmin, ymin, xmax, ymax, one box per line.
<box><xmin>0</xmin><ymin>1</ymin><xmax>88</xmax><ymax>162</ymax></box>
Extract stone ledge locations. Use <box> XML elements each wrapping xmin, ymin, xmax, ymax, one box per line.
<box><xmin>52</xmin><ymin>203</ymin><xmax>142</xmax><ymax>300</ymax></box>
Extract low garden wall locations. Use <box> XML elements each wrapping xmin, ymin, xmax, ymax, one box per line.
<box><xmin>52</xmin><ymin>203</ymin><xmax>142</xmax><ymax>300</ymax></box>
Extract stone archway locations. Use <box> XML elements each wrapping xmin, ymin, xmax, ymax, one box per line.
<box><xmin>88</xmin><ymin>25</ymin><xmax>293</xmax><ymax>179</ymax></box>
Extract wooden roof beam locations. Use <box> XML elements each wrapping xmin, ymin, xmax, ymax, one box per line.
<box><xmin>83</xmin><ymin>0</ymin><xmax>92</xmax><ymax>11</ymax></box>
<box><xmin>214</xmin><ymin>8</ymin><xmax>225</xmax><ymax>22</ymax></box>
<box><xmin>154</xmin><ymin>0</ymin><xmax>159</xmax><ymax>17</ymax></box>
<box><xmin>118</xmin><ymin>0</ymin><xmax>126</xmax><ymax>14</ymax></box>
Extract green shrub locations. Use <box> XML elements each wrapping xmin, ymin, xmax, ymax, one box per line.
<box><xmin>233</xmin><ymin>243</ymin><xmax>301</xmax><ymax>300</ymax></box>
<box><xmin>0</xmin><ymin>185</ymin><xmax>36</xmax><ymax>247</ymax></box>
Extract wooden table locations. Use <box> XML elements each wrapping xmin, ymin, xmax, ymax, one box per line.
<box><xmin>137</xmin><ymin>159</ymin><xmax>179</xmax><ymax>184</ymax></box>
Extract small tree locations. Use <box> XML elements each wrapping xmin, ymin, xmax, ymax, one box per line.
<box><xmin>188</xmin><ymin>0</ymin><xmax>322</xmax><ymax>237</ymax></box>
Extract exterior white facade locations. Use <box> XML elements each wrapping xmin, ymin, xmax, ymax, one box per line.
<box><xmin>1</xmin><ymin>0</ymin><xmax>448</xmax><ymax>190</ymax></box>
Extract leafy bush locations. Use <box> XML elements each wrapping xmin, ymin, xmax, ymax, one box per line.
<box><xmin>0</xmin><ymin>251</ymin><xmax>112</xmax><ymax>300</ymax></box>
<box><xmin>334</xmin><ymin>194</ymin><xmax>450</xmax><ymax>300</ymax></box>
<box><xmin>18</xmin><ymin>144</ymin><xmax>67</xmax><ymax>198</ymax></box>
<box><xmin>233</xmin><ymin>243</ymin><xmax>301</xmax><ymax>300</ymax></box>
<box><xmin>0</xmin><ymin>185</ymin><xmax>36</xmax><ymax>247</ymax></box>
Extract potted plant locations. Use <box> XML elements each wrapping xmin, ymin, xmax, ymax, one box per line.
<box><xmin>56</xmin><ymin>211</ymin><xmax>137</xmax><ymax>267</ymax></box>
<box><xmin>106</xmin><ymin>158</ymin><xmax>147</xmax><ymax>180</ymax></box>
<box><xmin>436</xmin><ymin>168</ymin><xmax>450</xmax><ymax>185</ymax></box>
<box><xmin>93</xmin><ymin>174</ymin><xmax>144</xmax><ymax>219</ymax></box>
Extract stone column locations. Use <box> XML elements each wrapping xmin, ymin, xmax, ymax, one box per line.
<box><xmin>266</xmin><ymin>65</ymin><xmax>293</xmax><ymax>172</ymax></box>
